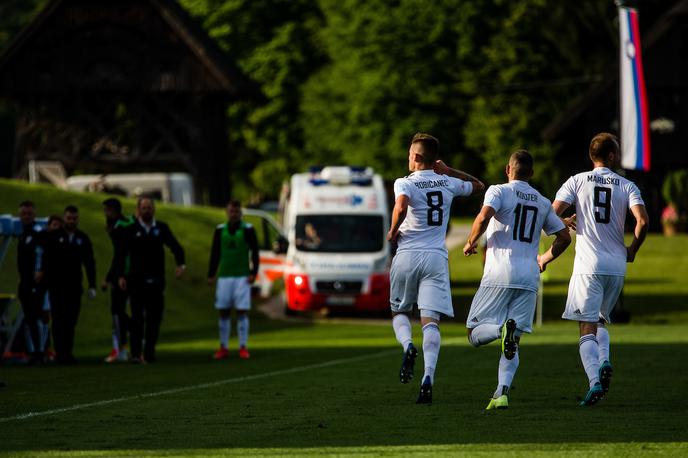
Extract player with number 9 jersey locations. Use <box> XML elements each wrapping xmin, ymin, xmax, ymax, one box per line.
<box><xmin>555</xmin><ymin>167</ymin><xmax>644</xmax><ymax>279</ymax></box>
<box><xmin>552</xmin><ymin>133</ymin><xmax>649</xmax><ymax>406</ymax></box>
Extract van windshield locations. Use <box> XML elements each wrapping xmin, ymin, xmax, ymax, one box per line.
<box><xmin>295</xmin><ymin>215</ymin><xmax>383</xmax><ymax>253</ymax></box>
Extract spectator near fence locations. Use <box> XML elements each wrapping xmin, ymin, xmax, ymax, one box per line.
<box><xmin>16</xmin><ymin>201</ymin><xmax>47</xmax><ymax>362</ymax></box>
<box><xmin>115</xmin><ymin>196</ymin><xmax>185</xmax><ymax>364</ymax></box>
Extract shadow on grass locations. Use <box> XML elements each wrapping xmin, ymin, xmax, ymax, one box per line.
<box><xmin>0</xmin><ymin>341</ymin><xmax>686</xmax><ymax>451</ymax></box>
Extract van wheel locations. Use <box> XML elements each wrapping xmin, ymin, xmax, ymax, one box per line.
<box><xmin>284</xmin><ymin>305</ymin><xmax>297</xmax><ymax>316</ymax></box>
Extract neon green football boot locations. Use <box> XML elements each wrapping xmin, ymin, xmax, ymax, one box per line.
<box><xmin>486</xmin><ymin>394</ymin><xmax>509</xmax><ymax>410</ymax></box>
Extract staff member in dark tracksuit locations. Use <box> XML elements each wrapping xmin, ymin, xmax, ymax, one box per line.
<box><xmin>101</xmin><ymin>198</ymin><xmax>135</xmax><ymax>363</ymax></box>
<box><xmin>39</xmin><ymin>205</ymin><xmax>96</xmax><ymax>364</ymax></box>
<box><xmin>16</xmin><ymin>201</ymin><xmax>46</xmax><ymax>361</ymax></box>
<box><xmin>116</xmin><ymin>196</ymin><xmax>185</xmax><ymax>364</ymax></box>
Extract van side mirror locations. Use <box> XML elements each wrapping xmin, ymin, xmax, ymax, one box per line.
<box><xmin>273</xmin><ymin>236</ymin><xmax>288</xmax><ymax>254</ymax></box>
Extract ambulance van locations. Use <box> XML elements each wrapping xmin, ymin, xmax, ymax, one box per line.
<box><xmin>281</xmin><ymin>166</ymin><xmax>390</xmax><ymax>313</ymax></box>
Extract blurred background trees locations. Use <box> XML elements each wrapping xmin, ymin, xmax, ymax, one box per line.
<box><xmin>2</xmin><ymin>0</ymin><xmax>623</xmax><ymax>203</ymax></box>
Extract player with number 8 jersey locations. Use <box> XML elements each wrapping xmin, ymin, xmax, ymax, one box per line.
<box><xmin>388</xmin><ymin>132</ymin><xmax>484</xmax><ymax>404</ymax></box>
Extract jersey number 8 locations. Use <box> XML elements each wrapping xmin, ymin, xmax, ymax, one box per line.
<box><xmin>426</xmin><ymin>191</ymin><xmax>443</xmax><ymax>226</ymax></box>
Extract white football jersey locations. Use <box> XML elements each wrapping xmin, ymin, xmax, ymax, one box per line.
<box><xmin>555</xmin><ymin>167</ymin><xmax>644</xmax><ymax>276</ymax></box>
<box><xmin>394</xmin><ymin>170</ymin><xmax>473</xmax><ymax>258</ymax></box>
<box><xmin>481</xmin><ymin>180</ymin><xmax>565</xmax><ymax>292</ymax></box>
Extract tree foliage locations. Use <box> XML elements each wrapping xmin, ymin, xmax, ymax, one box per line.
<box><xmin>2</xmin><ymin>0</ymin><xmax>621</xmax><ymax>200</ymax></box>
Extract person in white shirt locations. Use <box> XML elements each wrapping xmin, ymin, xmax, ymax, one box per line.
<box><xmin>388</xmin><ymin>132</ymin><xmax>485</xmax><ymax>404</ymax></box>
<box><xmin>552</xmin><ymin>132</ymin><xmax>649</xmax><ymax>406</ymax></box>
<box><xmin>463</xmin><ymin>150</ymin><xmax>571</xmax><ymax>410</ymax></box>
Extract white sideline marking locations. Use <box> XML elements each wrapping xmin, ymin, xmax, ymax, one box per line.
<box><xmin>0</xmin><ymin>349</ymin><xmax>395</xmax><ymax>423</ymax></box>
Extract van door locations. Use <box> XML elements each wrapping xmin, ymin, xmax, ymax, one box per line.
<box><xmin>242</xmin><ymin>209</ymin><xmax>287</xmax><ymax>298</ymax></box>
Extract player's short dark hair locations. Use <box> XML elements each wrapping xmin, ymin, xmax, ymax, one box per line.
<box><xmin>509</xmin><ymin>149</ymin><xmax>534</xmax><ymax>179</ymax></box>
<box><xmin>19</xmin><ymin>200</ymin><xmax>34</xmax><ymax>208</ymax></box>
<box><xmin>137</xmin><ymin>195</ymin><xmax>155</xmax><ymax>207</ymax></box>
<box><xmin>227</xmin><ymin>199</ymin><xmax>241</xmax><ymax>208</ymax></box>
<box><xmin>64</xmin><ymin>205</ymin><xmax>78</xmax><ymax>214</ymax></box>
<box><xmin>47</xmin><ymin>215</ymin><xmax>62</xmax><ymax>225</ymax></box>
<box><xmin>102</xmin><ymin>197</ymin><xmax>122</xmax><ymax>213</ymax></box>
<box><xmin>589</xmin><ymin>133</ymin><xmax>619</xmax><ymax>162</ymax></box>
<box><xmin>411</xmin><ymin>132</ymin><xmax>440</xmax><ymax>164</ymax></box>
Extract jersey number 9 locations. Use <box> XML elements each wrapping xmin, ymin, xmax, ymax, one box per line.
<box><xmin>593</xmin><ymin>187</ymin><xmax>611</xmax><ymax>224</ymax></box>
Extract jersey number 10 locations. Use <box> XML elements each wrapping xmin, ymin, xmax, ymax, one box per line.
<box><xmin>512</xmin><ymin>204</ymin><xmax>538</xmax><ymax>243</ymax></box>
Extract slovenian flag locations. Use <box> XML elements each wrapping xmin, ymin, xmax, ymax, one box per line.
<box><xmin>619</xmin><ymin>6</ymin><xmax>650</xmax><ymax>171</ymax></box>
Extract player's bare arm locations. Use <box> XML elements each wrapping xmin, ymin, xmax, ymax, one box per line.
<box><xmin>627</xmin><ymin>204</ymin><xmax>649</xmax><ymax>263</ymax></box>
<box><xmin>387</xmin><ymin>194</ymin><xmax>409</xmax><ymax>242</ymax></box>
<box><xmin>537</xmin><ymin>228</ymin><xmax>571</xmax><ymax>272</ymax></box>
<box><xmin>463</xmin><ymin>205</ymin><xmax>496</xmax><ymax>256</ymax></box>
<box><xmin>434</xmin><ymin>160</ymin><xmax>486</xmax><ymax>194</ymax></box>
<box><xmin>552</xmin><ymin>200</ymin><xmax>576</xmax><ymax>231</ymax></box>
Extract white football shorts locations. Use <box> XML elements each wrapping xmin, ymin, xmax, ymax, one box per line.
<box><xmin>215</xmin><ymin>276</ymin><xmax>251</xmax><ymax>311</ymax></box>
<box><xmin>390</xmin><ymin>251</ymin><xmax>453</xmax><ymax>318</ymax></box>
<box><xmin>466</xmin><ymin>286</ymin><xmax>537</xmax><ymax>333</ymax></box>
<box><xmin>562</xmin><ymin>274</ymin><xmax>624</xmax><ymax>323</ymax></box>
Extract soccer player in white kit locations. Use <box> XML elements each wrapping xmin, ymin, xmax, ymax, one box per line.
<box><xmin>388</xmin><ymin>132</ymin><xmax>485</xmax><ymax>404</ymax></box>
<box><xmin>463</xmin><ymin>150</ymin><xmax>571</xmax><ymax>410</ymax></box>
<box><xmin>552</xmin><ymin>133</ymin><xmax>649</xmax><ymax>406</ymax></box>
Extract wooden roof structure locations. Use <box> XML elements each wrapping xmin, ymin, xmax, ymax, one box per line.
<box><xmin>0</xmin><ymin>0</ymin><xmax>261</xmax><ymax>204</ymax></box>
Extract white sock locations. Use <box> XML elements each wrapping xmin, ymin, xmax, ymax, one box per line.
<box><xmin>392</xmin><ymin>314</ymin><xmax>413</xmax><ymax>352</ymax></box>
<box><xmin>218</xmin><ymin>317</ymin><xmax>230</xmax><ymax>348</ymax></box>
<box><xmin>237</xmin><ymin>314</ymin><xmax>249</xmax><ymax>348</ymax></box>
<box><xmin>597</xmin><ymin>325</ymin><xmax>610</xmax><ymax>363</ymax></box>
<box><xmin>579</xmin><ymin>334</ymin><xmax>600</xmax><ymax>388</ymax></box>
<box><xmin>422</xmin><ymin>323</ymin><xmax>441</xmax><ymax>385</ymax></box>
<box><xmin>494</xmin><ymin>351</ymin><xmax>519</xmax><ymax>398</ymax></box>
<box><xmin>112</xmin><ymin>315</ymin><xmax>120</xmax><ymax>351</ymax></box>
<box><xmin>469</xmin><ymin>323</ymin><xmax>501</xmax><ymax>347</ymax></box>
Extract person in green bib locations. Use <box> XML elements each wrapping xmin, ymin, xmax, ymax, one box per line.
<box><xmin>102</xmin><ymin>198</ymin><xmax>136</xmax><ymax>363</ymax></box>
<box><xmin>207</xmin><ymin>200</ymin><xmax>260</xmax><ymax>360</ymax></box>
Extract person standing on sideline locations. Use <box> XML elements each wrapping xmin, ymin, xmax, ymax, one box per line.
<box><xmin>102</xmin><ymin>198</ymin><xmax>135</xmax><ymax>363</ymax></box>
<box><xmin>116</xmin><ymin>196</ymin><xmax>185</xmax><ymax>364</ymax></box>
<box><xmin>38</xmin><ymin>215</ymin><xmax>63</xmax><ymax>361</ymax></box>
<box><xmin>207</xmin><ymin>200</ymin><xmax>260</xmax><ymax>360</ymax></box>
<box><xmin>16</xmin><ymin>201</ymin><xmax>46</xmax><ymax>362</ymax></box>
<box><xmin>463</xmin><ymin>150</ymin><xmax>571</xmax><ymax>410</ymax></box>
<box><xmin>388</xmin><ymin>132</ymin><xmax>484</xmax><ymax>404</ymax></box>
<box><xmin>552</xmin><ymin>133</ymin><xmax>648</xmax><ymax>406</ymax></box>
<box><xmin>39</xmin><ymin>206</ymin><xmax>96</xmax><ymax>364</ymax></box>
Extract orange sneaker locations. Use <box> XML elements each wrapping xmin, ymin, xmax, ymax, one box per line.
<box><xmin>238</xmin><ymin>347</ymin><xmax>250</xmax><ymax>359</ymax></box>
<box><xmin>104</xmin><ymin>348</ymin><xmax>119</xmax><ymax>363</ymax></box>
<box><xmin>213</xmin><ymin>347</ymin><xmax>229</xmax><ymax>360</ymax></box>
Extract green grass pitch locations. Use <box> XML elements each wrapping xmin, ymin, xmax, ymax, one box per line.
<box><xmin>1</xmin><ymin>179</ymin><xmax>687</xmax><ymax>457</ymax></box>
